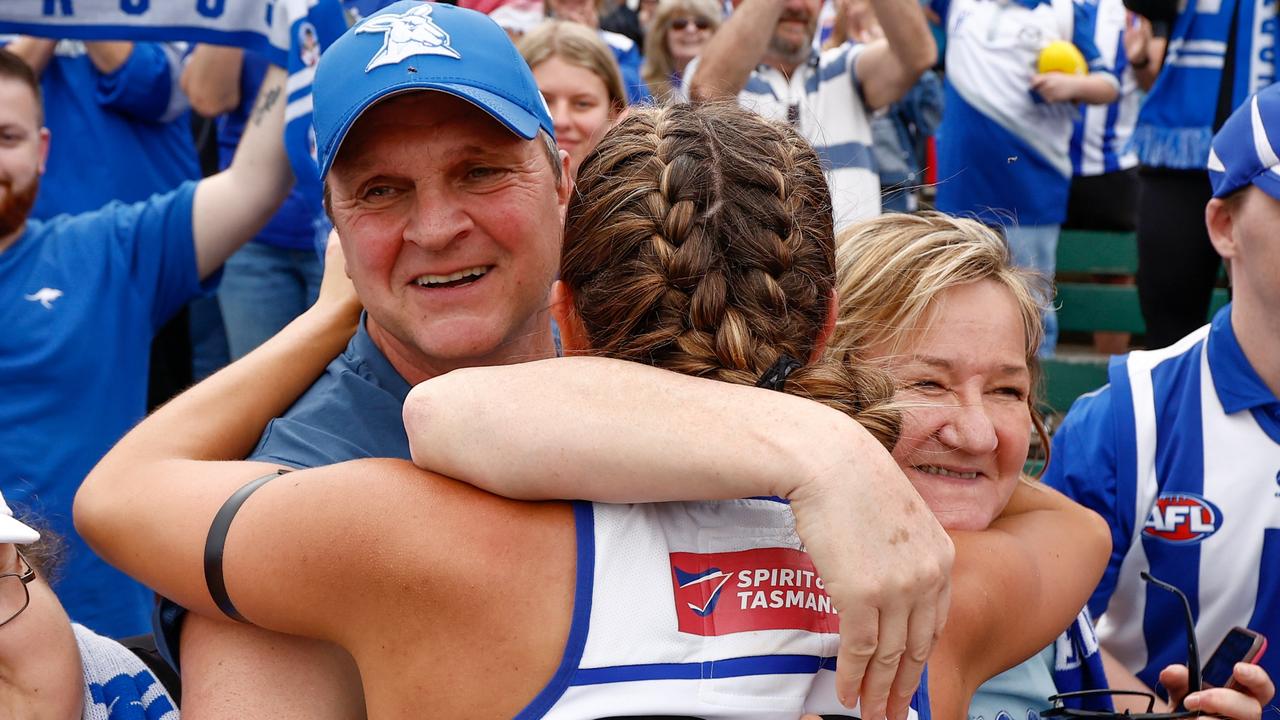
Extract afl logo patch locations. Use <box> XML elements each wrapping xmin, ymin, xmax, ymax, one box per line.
<box><xmin>1142</xmin><ymin>492</ymin><xmax>1223</xmax><ymax>544</ymax></box>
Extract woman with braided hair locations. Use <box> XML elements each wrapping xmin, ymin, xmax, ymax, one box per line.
<box><xmin>77</xmin><ymin>101</ymin><xmax>951</xmax><ymax>719</ymax></box>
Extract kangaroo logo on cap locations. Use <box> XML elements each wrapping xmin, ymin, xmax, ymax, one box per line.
<box><xmin>356</xmin><ymin>4</ymin><xmax>461</xmax><ymax>72</ymax></box>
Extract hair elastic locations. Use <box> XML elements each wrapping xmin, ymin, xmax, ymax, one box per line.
<box><xmin>204</xmin><ymin>469</ymin><xmax>289</xmax><ymax>623</ymax></box>
<box><xmin>755</xmin><ymin>353</ymin><xmax>804</xmax><ymax>391</ymax></box>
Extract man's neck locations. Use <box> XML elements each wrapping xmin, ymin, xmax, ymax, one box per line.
<box><xmin>765</xmin><ymin>54</ymin><xmax>805</xmax><ymax>78</ymax></box>
<box><xmin>368</xmin><ymin>315</ymin><xmax>559</xmax><ymax>386</ymax></box>
<box><xmin>1229</xmin><ymin>296</ymin><xmax>1280</xmax><ymax>398</ymax></box>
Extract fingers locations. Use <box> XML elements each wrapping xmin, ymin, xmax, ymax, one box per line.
<box><xmin>1229</xmin><ymin>663</ymin><xmax>1276</xmax><ymax>706</ymax></box>
<box><xmin>1184</xmin><ymin>686</ymin><xmax>1261</xmax><ymax>720</ymax></box>
<box><xmin>835</xmin><ymin>605</ymin><xmax>878</xmax><ymax>713</ymax></box>
<box><xmin>860</xmin><ymin>601</ymin><xmax>910</xmax><ymax>720</ymax></box>
<box><xmin>1159</xmin><ymin>663</ymin><xmax>1190</xmax><ymax>707</ymax></box>
<box><xmin>885</xmin><ymin>597</ymin><xmax>937</xmax><ymax>720</ymax></box>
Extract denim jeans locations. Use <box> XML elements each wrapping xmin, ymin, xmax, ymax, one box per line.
<box><xmin>218</xmin><ymin>242</ymin><xmax>324</xmax><ymax>360</ymax></box>
<box><xmin>1003</xmin><ymin>223</ymin><xmax>1059</xmax><ymax>356</ymax></box>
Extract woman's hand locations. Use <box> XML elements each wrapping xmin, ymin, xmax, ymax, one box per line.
<box><xmin>1159</xmin><ymin>663</ymin><xmax>1276</xmax><ymax>720</ymax></box>
<box><xmin>313</xmin><ymin>229</ymin><xmax>362</xmax><ymax>327</ymax></box>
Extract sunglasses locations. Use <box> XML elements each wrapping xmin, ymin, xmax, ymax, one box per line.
<box><xmin>670</xmin><ymin>16</ymin><xmax>712</xmax><ymax>30</ymax></box>
<box><xmin>1041</xmin><ymin>572</ymin><xmax>1202</xmax><ymax>720</ymax></box>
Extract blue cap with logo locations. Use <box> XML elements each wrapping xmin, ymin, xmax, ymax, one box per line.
<box><xmin>1208</xmin><ymin>83</ymin><xmax>1280</xmax><ymax>201</ymax></box>
<box><xmin>312</xmin><ymin>0</ymin><xmax>554</xmax><ymax>179</ymax></box>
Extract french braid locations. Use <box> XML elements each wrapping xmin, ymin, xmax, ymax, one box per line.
<box><xmin>561</xmin><ymin>103</ymin><xmax>900</xmax><ymax>448</ymax></box>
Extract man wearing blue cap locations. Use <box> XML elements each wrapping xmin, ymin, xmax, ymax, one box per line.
<box><xmin>1042</xmin><ymin>83</ymin><xmax>1280</xmax><ymax>717</ymax></box>
<box><xmin>164</xmin><ymin>3</ymin><xmax>955</xmax><ymax>718</ymax></box>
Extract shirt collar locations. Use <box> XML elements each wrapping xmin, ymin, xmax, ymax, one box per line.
<box><xmin>351</xmin><ymin>312</ymin><xmax>413</xmax><ymax>403</ymax></box>
<box><xmin>757</xmin><ymin>47</ymin><xmax>821</xmax><ymax>76</ymax></box>
<box><xmin>1207</xmin><ymin>303</ymin><xmax>1279</xmax><ymax>413</ymax></box>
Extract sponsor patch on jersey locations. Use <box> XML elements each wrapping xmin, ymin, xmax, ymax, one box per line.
<box><xmin>1142</xmin><ymin>492</ymin><xmax>1223</xmax><ymax>544</ymax></box>
<box><xmin>669</xmin><ymin>548</ymin><xmax>837</xmax><ymax>636</ymax></box>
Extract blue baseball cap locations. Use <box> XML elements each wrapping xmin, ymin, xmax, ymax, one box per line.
<box><xmin>312</xmin><ymin>0</ymin><xmax>555</xmax><ymax>179</ymax></box>
<box><xmin>1208</xmin><ymin>83</ymin><xmax>1280</xmax><ymax>201</ymax></box>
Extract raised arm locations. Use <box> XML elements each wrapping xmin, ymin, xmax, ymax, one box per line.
<box><xmin>182</xmin><ymin>44</ymin><xmax>245</xmax><ymax>118</ymax></box>
<box><xmin>191</xmin><ymin>64</ymin><xmax>293</xmax><ymax>278</ymax></box>
<box><xmin>687</xmin><ymin>0</ymin><xmax>783</xmax><ymax>101</ymax></box>
<box><xmin>853</xmin><ymin>0</ymin><xmax>937</xmax><ymax>110</ymax></box>
<box><xmin>404</xmin><ymin>356</ymin><xmax>954</xmax><ymax>720</ymax></box>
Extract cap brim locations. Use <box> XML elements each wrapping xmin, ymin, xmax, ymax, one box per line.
<box><xmin>1251</xmin><ymin>166</ymin><xmax>1280</xmax><ymax>202</ymax></box>
<box><xmin>0</xmin><ymin>515</ymin><xmax>39</xmax><ymax>545</ymax></box>
<box><xmin>320</xmin><ymin>81</ymin><xmax>543</xmax><ymax>178</ymax></box>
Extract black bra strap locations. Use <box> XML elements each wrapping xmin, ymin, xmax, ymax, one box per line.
<box><xmin>204</xmin><ymin>469</ymin><xmax>288</xmax><ymax>622</ymax></box>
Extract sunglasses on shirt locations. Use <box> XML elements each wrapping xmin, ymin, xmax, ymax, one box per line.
<box><xmin>670</xmin><ymin>16</ymin><xmax>712</xmax><ymax>30</ymax></box>
<box><xmin>1042</xmin><ymin>572</ymin><xmax>1202</xmax><ymax>720</ymax></box>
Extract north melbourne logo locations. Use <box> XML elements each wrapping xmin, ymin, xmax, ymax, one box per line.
<box><xmin>356</xmin><ymin>4</ymin><xmax>461</xmax><ymax>72</ymax></box>
<box><xmin>24</xmin><ymin>287</ymin><xmax>62</xmax><ymax>309</ymax></box>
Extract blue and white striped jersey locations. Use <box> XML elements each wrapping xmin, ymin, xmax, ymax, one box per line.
<box><xmin>933</xmin><ymin>0</ymin><xmax>1117</xmax><ymax>225</ymax></box>
<box><xmin>1070</xmin><ymin>0</ymin><xmax>1140</xmax><ymax>177</ymax></box>
<box><xmin>1045</xmin><ymin>305</ymin><xmax>1280</xmax><ymax>690</ymax></box>
<box><xmin>683</xmin><ymin>45</ymin><xmax>881</xmax><ymax>229</ymax></box>
<box><xmin>515</xmin><ymin>499</ymin><xmax>933</xmax><ymax>719</ymax></box>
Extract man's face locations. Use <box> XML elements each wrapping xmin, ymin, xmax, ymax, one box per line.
<box><xmin>770</xmin><ymin>0</ymin><xmax>822</xmax><ymax>63</ymax></box>
<box><xmin>0</xmin><ymin>78</ymin><xmax>47</xmax><ymax>243</ymax></box>
<box><xmin>1218</xmin><ymin>185</ymin><xmax>1280</xmax><ymax>309</ymax></box>
<box><xmin>326</xmin><ymin>92</ymin><xmax>567</xmax><ymax>379</ymax></box>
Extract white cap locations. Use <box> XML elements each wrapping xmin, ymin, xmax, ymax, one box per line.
<box><xmin>0</xmin><ymin>491</ymin><xmax>39</xmax><ymax>545</ymax></box>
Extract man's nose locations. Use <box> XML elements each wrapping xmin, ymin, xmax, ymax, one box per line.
<box><xmin>402</xmin><ymin>185</ymin><xmax>473</xmax><ymax>251</ymax></box>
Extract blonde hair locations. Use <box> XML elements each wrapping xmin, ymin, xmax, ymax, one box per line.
<box><xmin>561</xmin><ymin>103</ymin><xmax>901</xmax><ymax>448</ymax></box>
<box><xmin>519</xmin><ymin>20</ymin><xmax>627</xmax><ymax>115</ymax></box>
<box><xmin>641</xmin><ymin>0</ymin><xmax>722</xmax><ymax>102</ymax></box>
<box><xmin>829</xmin><ymin>212</ymin><xmax>1051</xmax><ymax>460</ymax></box>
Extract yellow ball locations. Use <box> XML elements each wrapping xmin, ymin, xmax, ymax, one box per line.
<box><xmin>1037</xmin><ymin>40</ymin><xmax>1088</xmax><ymax>75</ymax></box>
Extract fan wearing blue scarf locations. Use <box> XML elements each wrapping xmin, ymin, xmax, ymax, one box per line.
<box><xmin>1129</xmin><ymin>0</ymin><xmax>1278</xmax><ymax>348</ymax></box>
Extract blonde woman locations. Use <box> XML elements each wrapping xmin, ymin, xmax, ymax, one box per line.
<box><xmin>640</xmin><ymin>0</ymin><xmax>722</xmax><ymax>102</ymax></box>
<box><xmin>520</xmin><ymin>20</ymin><xmax>626</xmax><ymax>176</ymax></box>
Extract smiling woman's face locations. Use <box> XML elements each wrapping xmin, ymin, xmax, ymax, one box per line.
<box><xmin>0</xmin><ymin>542</ymin><xmax>83</xmax><ymax>720</ymax></box>
<box><xmin>871</xmin><ymin>279</ymin><xmax>1032</xmax><ymax>532</ymax></box>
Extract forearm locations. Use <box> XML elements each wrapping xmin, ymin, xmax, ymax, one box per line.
<box><xmin>183</xmin><ymin>45</ymin><xmax>244</xmax><ymax>118</ymax></box>
<box><xmin>84</xmin><ymin>41</ymin><xmax>133</xmax><ymax>74</ymax></box>
<box><xmin>5</xmin><ymin>37</ymin><xmax>56</xmax><ymax>76</ymax></box>
<box><xmin>404</xmin><ymin>356</ymin><xmax>875</xmax><ymax>503</ymax></box>
<box><xmin>1133</xmin><ymin>37</ymin><xmax>1165</xmax><ymax>92</ymax></box>
<box><xmin>192</xmin><ymin>64</ymin><xmax>292</xmax><ymax>277</ymax></box>
<box><xmin>1073</xmin><ymin>74</ymin><xmax>1120</xmax><ymax>104</ymax></box>
<box><xmin>861</xmin><ymin>0</ymin><xmax>936</xmax><ymax>108</ymax></box>
<box><xmin>688</xmin><ymin>0</ymin><xmax>782</xmax><ymax>101</ymax></box>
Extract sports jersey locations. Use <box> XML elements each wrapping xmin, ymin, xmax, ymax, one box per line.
<box><xmin>600</xmin><ymin>28</ymin><xmax>653</xmax><ymax>104</ymax></box>
<box><xmin>933</xmin><ymin>0</ymin><xmax>1115</xmax><ymax>225</ymax></box>
<box><xmin>0</xmin><ymin>183</ymin><xmax>205</xmax><ymax>638</ymax></box>
<box><xmin>1069</xmin><ymin>0</ymin><xmax>1140</xmax><ymax>177</ymax></box>
<box><xmin>684</xmin><ymin>44</ymin><xmax>881</xmax><ymax>228</ymax></box>
<box><xmin>518</xmin><ymin>498</ymin><xmax>933</xmax><ymax>719</ymax></box>
<box><xmin>32</xmin><ymin>41</ymin><xmax>200</xmax><ymax>220</ymax></box>
<box><xmin>1044</xmin><ymin>305</ymin><xmax>1280</xmax><ymax>690</ymax></box>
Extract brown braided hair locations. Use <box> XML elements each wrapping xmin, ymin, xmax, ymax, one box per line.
<box><xmin>559</xmin><ymin>102</ymin><xmax>901</xmax><ymax>449</ymax></box>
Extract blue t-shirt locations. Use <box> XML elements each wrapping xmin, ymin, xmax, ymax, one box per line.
<box><xmin>32</xmin><ymin>41</ymin><xmax>200</xmax><ymax>220</ymax></box>
<box><xmin>216</xmin><ymin>51</ymin><xmax>318</xmax><ymax>253</ymax></box>
<box><xmin>1</xmin><ymin>183</ymin><xmax>204</xmax><ymax>638</ymax></box>
<box><xmin>600</xmin><ymin>29</ymin><xmax>652</xmax><ymax>105</ymax></box>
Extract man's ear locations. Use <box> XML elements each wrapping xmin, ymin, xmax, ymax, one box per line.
<box><xmin>810</xmin><ymin>288</ymin><xmax>839</xmax><ymax>363</ymax></box>
<box><xmin>550</xmin><ymin>280</ymin><xmax>589</xmax><ymax>354</ymax></box>
<box><xmin>1205</xmin><ymin>197</ymin><xmax>1237</xmax><ymax>261</ymax></box>
<box><xmin>37</xmin><ymin>127</ymin><xmax>50</xmax><ymax>175</ymax></box>
<box><xmin>556</xmin><ymin>149</ymin><xmax>574</xmax><ymax>221</ymax></box>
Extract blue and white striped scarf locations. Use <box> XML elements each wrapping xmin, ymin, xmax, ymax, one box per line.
<box><xmin>1131</xmin><ymin>0</ymin><xmax>1279</xmax><ymax>169</ymax></box>
<box><xmin>0</xmin><ymin>1</ymin><xmax>349</xmax><ymax>225</ymax></box>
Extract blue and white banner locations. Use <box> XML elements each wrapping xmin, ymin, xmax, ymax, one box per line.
<box><xmin>0</xmin><ymin>0</ymin><xmax>350</xmax><ymax>227</ymax></box>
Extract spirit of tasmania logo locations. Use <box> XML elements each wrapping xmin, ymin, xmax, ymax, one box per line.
<box><xmin>669</xmin><ymin>548</ymin><xmax>838</xmax><ymax>636</ymax></box>
<box><xmin>1142</xmin><ymin>492</ymin><xmax>1223</xmax><ymax>545</ymax></box>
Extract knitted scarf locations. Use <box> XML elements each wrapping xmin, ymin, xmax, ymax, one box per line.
<box><xmin>74</xmin><ymin>624</ymin><xmax>179</xmax><ymax>720</ymax></box>
<box><xmin>1131</xmin><ymin>0</ymin><xmax>1278</xmax><ymax>169</ymax></box>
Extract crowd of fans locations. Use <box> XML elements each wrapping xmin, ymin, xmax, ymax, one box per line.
<box><xmin>1</xmin><ymin>0</ymin><xmax>1278</xmax><ymax>717</ymax></box>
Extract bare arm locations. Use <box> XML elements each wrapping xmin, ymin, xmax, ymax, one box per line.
<box><xmin>191</xmin><ymin>64</ymin><xmax>293</xmax><ymax>279</ymax></box>
<box><xmin>83</xmin><ymin>41</ymin><xmax>133</xmax><ymax>74</ymax></box>
<box><xmin>854</xmin><ymin>0</ymin><xmax>937</xmax><ymax>111</ymax></box>
<box><xmin>687</xmin><ymin>0</ymin><xmax>784</xmax><ymax>101</ymax></box>
<box><xmin>404</xmin><ymin>356</ymin><xmax>955</xmax><ymax>720</ymax></box>
<box><xmin>182</xmin><ymin>45</ymin><xmax>245</xmax><ymax>118</ymax></box>
<box><xmin>5</xmin><ymin>37</ymin><xmax>56</xmax><ymax>76</ymax></box>
<box><xmin>1029</xmin><ymin>72</ymin><xmax>1120</xmax><ymax>105</ymax></box>
<box><xmin>927</xmin><ymin>483</ymin><xmax>1111</xmax><ymax>720</ymax></box>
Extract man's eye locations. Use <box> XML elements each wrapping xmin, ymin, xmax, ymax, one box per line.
<box><xmin>364</xmin><ymin>186</ymin><xmax>396</xmax><ymax>199</ymax></box>
<box><xmin>467</xmin><ymin>166</ymin><xmax>507</xmax><ymax>181</ymax></box>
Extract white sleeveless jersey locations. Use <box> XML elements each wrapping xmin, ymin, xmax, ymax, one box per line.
<box><xmin>515</xmin><ymin>499</ymin><xmax>933</xmax><ymax>719</ymax></box>
<box><xmin>1086</xmin><ymin>310</ymin><xmax>1280</xmax><ymax>688</ymax></box>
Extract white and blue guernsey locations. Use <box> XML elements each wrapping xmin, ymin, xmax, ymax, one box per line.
<box><xmin>515</xmin><ymin>499</ymin><xmax>933</xmax><ymax>719</ymax></box>
<box><xmin>1045</xmin><ymin>305</ymin><xmax>1280</xmax><ymax>690</ymax></box>
<box><xmin>1069</xmin><ymin>0</ymin><xmax>1140</xmax><ymax>178</ymax></box>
